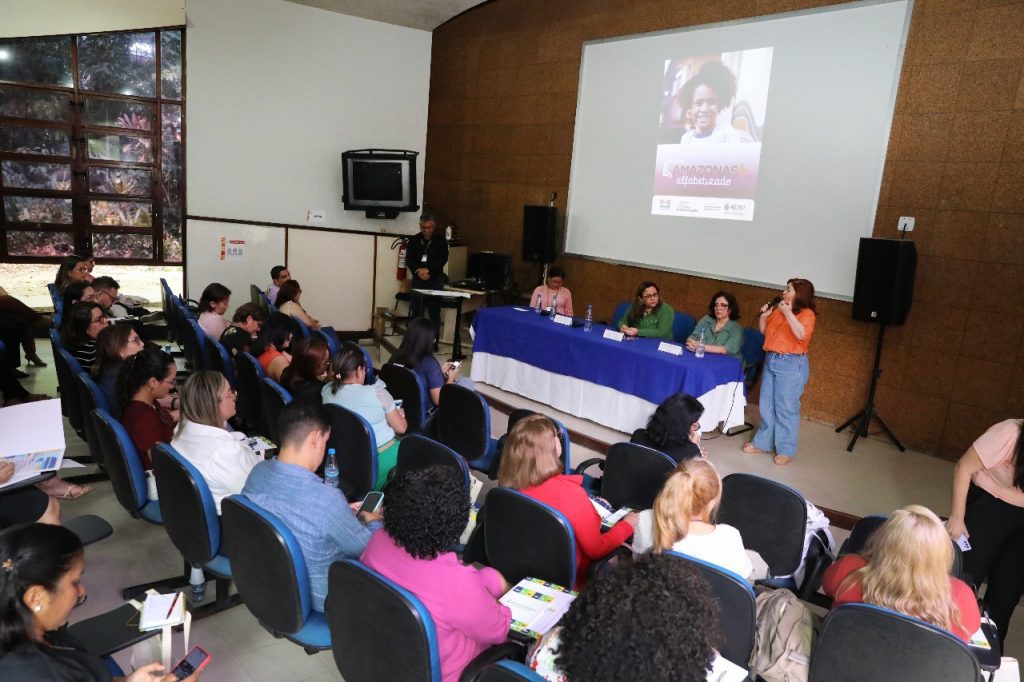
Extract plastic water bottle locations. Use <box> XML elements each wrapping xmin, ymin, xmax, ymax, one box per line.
<box><xmin>535</xmin><ymin>293</ymin><xmax>543</xmax><ymax>314</ymax></box>
<box><xmin>584</xmin><ymin>304</ymin><xmax>593</xmax><ymax>332</ymax></box>
<box><xmin>188</xmin><ymin>567</ymin><xmax>205</xmax><ymax>605</ymax></box>
<box><xmin>549</xmin><ymin>293</ymin><xmax>558</xmax><ymax>319</ymax></box>
<box><xmin>324</xmin><ymin>448</ymin><xmax>339</xmax><ymax>488</ymax></box>
<box><xmin>696</xmin><ymin>328</ymin><xmax>706</xmax><ymax>359</ymax></box>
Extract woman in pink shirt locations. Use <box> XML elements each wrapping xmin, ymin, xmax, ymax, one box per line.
<box><xmin>361</xmin><ymin>465</ymin><xmax>511</xmax><ymax>682</ymax></box>
<box><xmin>946</xmin><ymin>419</ymin><xmax>1024</xmax><ymax>645</ymax></box>
<box><xmin>530</xmin><ymin>266</ymin><xmax>573</xmax><ymax>317</ymax></box>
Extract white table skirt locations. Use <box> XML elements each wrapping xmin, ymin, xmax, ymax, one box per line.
<box><xmin>471</xmin><ymin>352</ymin><xmax>747</xmax><ymax>434</ymax></box>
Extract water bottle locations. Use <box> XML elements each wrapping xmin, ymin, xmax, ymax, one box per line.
<box><xmin>584</xmin><ymin>304</ymin><xmax>593</xmax><ymax>333</ymax></box>
<box><xmin>188</xmin><ymin>567</ymin><xmax>206</xmax><ymax>605</ymax></box>
<box><xmin>324</xmin><ymin>448</ymin><xmax>339</xmax><ymax>488</ymax></box>
<box><xmin>549</xmin><ymin>293</ymin><xmax>558</xmax><ymax>319</ymax></box>
<box><xmin>535</xmin><ymin>292</ymin><xmax>543</xmax><ymax>314</ymax></box>
<box><xmin>696</xmin><ymin>328</ymin><xmax>706</xmax><ymax>359</ymax></box>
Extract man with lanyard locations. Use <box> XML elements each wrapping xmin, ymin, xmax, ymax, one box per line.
<box><xmin>406</xmin><ymin>212</ymin><xmax>448</xmax><ymax>343</ymax></box>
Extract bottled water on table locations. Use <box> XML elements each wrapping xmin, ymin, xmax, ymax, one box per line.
<box><xmin>549</xmin><ymin>293</ymin><xmax>558</xmax><ymax>319</ymax></box>
<box><xmin>535</xmin><ymin>293</ymin><xmax>543</xmax><ymax>314</ymax></box>
<box><xmin>696</xmin><ymin>328</ymin><xmax>706</xmax><ymax>359</ymax></box>
<box><xmin>324</xmin><ymin>448</ymin><xmax>339</xmax><ymax>488</ymax></box>
<box><xmin>584</xmin><ymin>304</ymin><xmax>593</xmax><ymax>332</ymax></box>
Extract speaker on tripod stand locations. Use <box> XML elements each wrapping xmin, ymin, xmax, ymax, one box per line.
<box><xmin>836</xmin><ymin>237</ymin><xmax>916</xmax><ymax>452</ymax></box>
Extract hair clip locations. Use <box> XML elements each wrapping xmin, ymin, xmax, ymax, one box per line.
<box><xmin>2</xmin><ymin>558</ymin><xmax>13</xmax><ymax>572</ymax></box>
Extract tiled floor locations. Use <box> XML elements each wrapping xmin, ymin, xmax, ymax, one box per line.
<box><xmin>15</xmin><ymin>337</ymin><xmax>1022</xmax><ymax>679</ymax></box>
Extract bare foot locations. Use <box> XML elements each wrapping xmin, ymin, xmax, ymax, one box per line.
<box><xmin>773</xmin><ymin>455</ymin><xmax>792</xmax><ymax>466</ymax></box>
<box><xmin>742</xmin><ymin>442</ymin><xmax>768</xmax><ymax>454</ymax></box>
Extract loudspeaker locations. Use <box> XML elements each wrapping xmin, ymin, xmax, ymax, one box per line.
<box><xmin>467</xmin><ymin>252</ymin><xmax>512</xmax><ymax>290</ymax></box>
<box><xmin>522</xmin><ymin>205</ymin><xmax>557</xmax><ymax>263</ymax></box>
<box><xmin>852</xmin><ymin>238</ymin><xmax>917</xmax><ymax>325</ymax></box>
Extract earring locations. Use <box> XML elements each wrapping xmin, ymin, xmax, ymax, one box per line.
<box><xmin>33</xmin><ymin>605</ymin><xmax>41</xmax><ymax>612</ymax></box>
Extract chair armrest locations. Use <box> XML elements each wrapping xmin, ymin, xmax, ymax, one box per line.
<box><xmin>573</xmin><ymin>458</ymin><xmax>605</xmax><ymax>476</ymax></box>
<box><xmin>64</xmin><ymin>515</ymin><xmax>113</xmax><ymax>546</ymax></box>
<box><xmin>459</xmin><ymin>640</ymin><xmax>527</xmax><ymax>682</ymax></box>
<box><xmin>66</xmin><ymin>603</ymin><xmax>159</xmax><ymax>659</ymax></box>
<box><xmin>588</xmin><ymin>543</ymin><xmax>633</xmax><ymax>580</ymax></box>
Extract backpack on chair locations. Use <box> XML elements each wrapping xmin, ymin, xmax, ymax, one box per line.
<box><xmin>749</xmin><ymin>588</ymin><xmax>820</xmax><ymax>682</ymax></box>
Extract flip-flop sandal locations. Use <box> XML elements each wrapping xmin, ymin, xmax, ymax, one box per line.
<box><xmin>56</xmin><ymin>484</ymin><xmax>94</xmax><ymax>500</ymax></box>
<box><xmin>742</xmin><ymin>442</ymin><xmax>767</xmax><ymax>454</ymax></box>
<box><xmin>773</xmin><ymin>455</ymin><xmax>792</xmax><ymax>466</ymax></box>
<box><xmin>26</xmin><ymin>354</ymin><xmax>48</xmax><ymax>367</ymax></box>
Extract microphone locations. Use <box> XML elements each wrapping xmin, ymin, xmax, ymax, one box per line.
<box><xmin>768</xmin><ymin>296</ymin><xmax>782</xmax><ymax>308</ymax></box>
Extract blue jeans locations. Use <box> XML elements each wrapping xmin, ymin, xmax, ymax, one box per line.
<box><xmin>751</xmin><ymin>352</ymin><xmax>809</xmax><ymax>458</ymax></box>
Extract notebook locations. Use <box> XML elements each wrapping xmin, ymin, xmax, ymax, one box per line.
<box><xmin>500</xmin><ymin>577</ymin><xmax>577</xmax><ymax>639</ymax></box>
<box><xmin>139</xmin><ymin>591</ymin><xmax>186</xmax><ymax>631</ymax></box>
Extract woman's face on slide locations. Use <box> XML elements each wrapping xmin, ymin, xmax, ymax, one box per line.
<box><xmin>713</xmin><ymin>296</ymin><xmax>730</xmax><ymax>321</ymax></box>
<box><xmin>640</xmin><ymin>286</ymin><xmax>660</xmax><ymax>310</ymax></box>
<box><xmin>690</xmin><ymin>84</ymin><xmax>720</xmax><ymax>134</ymax></box>
<box><xmin>782</xmin><ymin>283</ymin><xmax>796</xmax><ymax>304</ymax></box>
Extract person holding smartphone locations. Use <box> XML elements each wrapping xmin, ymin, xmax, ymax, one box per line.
<box><xmin>0</xmin><ymin>523</ymin><xmax>201</xmax><ymax>681</ymax></box>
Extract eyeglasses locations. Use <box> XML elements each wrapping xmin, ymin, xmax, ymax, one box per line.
<box><xmin>89</xmin><ymin>315</ymin><xmax>108</xmax><ymax>326</ymax></box>
<box><xmin>218</xmin><ymin>388</ymin><xmax>238</xmax><ymax>402</ymax></box>
<box><xmin>714</xmin><ymin>303</ymin><xmax>730</xmax><ymax>308</ymax></box>
<box><xmin>128</xmin><ymin>335</ymin><xmax>143</xmax><ymax>345</ymax></box>
<box><xmin>161</xmin><ymin>377</ymin><xmax>176</xmax><ymax>385</ymax></box>
<box><xmin>641</xmin><ymin>292</ymin><xmax>659</xmax><ymax>299</ymax></box>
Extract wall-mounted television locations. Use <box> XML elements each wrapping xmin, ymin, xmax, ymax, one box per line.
<box><xmin>341</xmin><ymin>149</ymin><xmax>419</xmax><ymax>219</ymax></box>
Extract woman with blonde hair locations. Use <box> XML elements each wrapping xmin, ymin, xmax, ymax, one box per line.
<box><xmin>632</xmin><ymin>459</ymin><xmax>763</xmax><ymax>580</ymax></box>
<box><xmin>822</xmin><ymin>505</ymin><xmax>981</xmax><ymax>642</ymax></box>
<box><xmin>170</xmin><ymin>370</ymin><xmax>261</xmax><ymax>514</ymax></box>
<box><xmin>498</xmin><ymin>414</ymin><xmax>637</xmax><ymax>588</ymax></box>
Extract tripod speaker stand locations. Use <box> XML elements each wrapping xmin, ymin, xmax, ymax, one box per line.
<box><xmin>835</xmin><ymin>323</ymin><xmax>904</xmax><ymax>452</ymax></box>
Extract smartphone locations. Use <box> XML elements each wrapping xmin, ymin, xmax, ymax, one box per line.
<box><xmin>449</xmin><ymin>360</ymin><xmax>462</xmax><ymax>370</ymax></box>
<box><xmin>169</xmin><ymin>646</ymin><xmax>211</xmax><ymax>679</ymax></box>
<box><xmin>393</xmin><ymin>399</ymin><xmax>404</xmax><ymax>409</ymax></box>
<box><xmin>358</xmin><ymin>491</ymin><xmax>384</xmax><ymax>515</ymax></box>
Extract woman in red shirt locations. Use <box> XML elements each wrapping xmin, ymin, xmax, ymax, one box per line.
<box><xmin>822</xmin><ymin>505</ymin><xmax>980</xmax><ymax>643</ymax></box>
<box><xmin>118</xmin><ymin>348</ymin><xmax>178</xmax><ymax>469</ymax></box>
<box><xmin>497</xmin><ymin>414</ymin><xmax>637</xmax><ymax>588</ymax></box>
<box><xmin>743</xmin><ymin>278</ymin><xmax>816</xmax><ymax>466</ymax></box>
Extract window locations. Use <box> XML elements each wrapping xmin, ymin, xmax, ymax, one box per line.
<box><xmin>0</xmin><ymin>28</ymin><xmax>184</xmax><ymax>263</ymax></box>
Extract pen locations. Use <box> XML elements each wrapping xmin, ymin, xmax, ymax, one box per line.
<box><xmin>166</xmin><ymin>592</ymin><xmax>180</xmax><ymax>619</ymax></box>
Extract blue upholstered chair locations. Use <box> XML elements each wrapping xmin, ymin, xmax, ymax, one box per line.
<box><xmin>221</xmin><ymin>495</ymin><xmax>331</xmax><ymax>653</ymax></box>
<box><xmin>323</xmin><ymin>403</ymin><xmax>378</xmax><ymax>500</ymax></box>
<box><xmin>483</xmin><ymin>487</ymin><xmax>576</xmax><ymax>588</ymax></box>
<box><xmin>671</xmin><ymin>311</ymin><xmax>696</xmax><ymax>343</ymax></box>
<box><xmin>379</xmin><ymin>362</ymin><xmax>430</xmax><ymax>433</ymax></box>
<box><xmin>433</xmin><ymin>383</ymin><xmax>499</xmax><ymax>477</ymax></box>
<box><xmin>260</xmin><ymin>377</ymin><xmax>293</xmax><ymax>445</ymax></box>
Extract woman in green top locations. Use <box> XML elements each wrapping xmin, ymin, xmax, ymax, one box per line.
<box><xmin>686</xmin><ymin>290</ymin><xmax>744</xmax><ymax>360</ymax></box>
<box><xmin>618</xmin><ymin>281</ymin><xmax>674</xmax><ymax>340</ymax></box>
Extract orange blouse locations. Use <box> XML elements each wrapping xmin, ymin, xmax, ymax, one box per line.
<box><xmin>763</xmin><ymin>308</ymin><xmax>815</xmax><ymax>355</ymax></box>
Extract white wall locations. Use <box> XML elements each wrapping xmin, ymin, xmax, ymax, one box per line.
<box><xmin>0</xmin><ymin>0</ymin><xmax>184</xmax><ymax>38</ymax></box>
<box><xmin>184</xmin><ymin>0</ymin><xmax>431</xmax><ymax>233</ymax></box>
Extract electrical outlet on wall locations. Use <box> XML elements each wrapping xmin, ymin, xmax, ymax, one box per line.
<box><xmin>897</xmin><ymin>216</ymin><xmax>915</xmax><ymax>232</ymax></box>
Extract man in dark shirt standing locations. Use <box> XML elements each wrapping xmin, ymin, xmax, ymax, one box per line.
<box><xmin>405</xmin><ymin>212</ymin><xmax>448</xmax><ymax>341</ymax></box>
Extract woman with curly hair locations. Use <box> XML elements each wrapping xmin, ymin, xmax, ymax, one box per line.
<box><xmin>631</xmin><ymin>393</ymin><xmax>705</xmax><ymax>463</ymax></box>
<box><xmin>822</xmin><ymin>505</ymin><xmax>980</xmax><ymax>643</ymax></box>
<box><xmin>361</xmin><ymin>466</ymin><xmax>512</xmax><ymax>682</ymax></box>
<box><xmin>686</xmin><ymin>290</ymin><xmax>743</xmax><ymax>360</ymax></box>
<box><xmin>632</xmin><ymin>459</ymin><xmax>765</xmax><ymax>580</ymax></box>
<box><xmin>498</xmin><ymin>414</ymin><xmax>636</xmax><ymax>588</ymax></box>
<box><xmin>527</xmin><ymin>553</ymin><xmax>721</xmax><ymax>682</ymax></box>
<box><xmin>616</xmin><ymin>280</ymin><xmax>674</xmax><ymax>340</ymax></box>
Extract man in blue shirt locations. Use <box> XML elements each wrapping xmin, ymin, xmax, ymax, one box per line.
<box><xmin>242</xmin><ymin>401</ymin><xmax>381</xmax><ymax>611</ymax></box>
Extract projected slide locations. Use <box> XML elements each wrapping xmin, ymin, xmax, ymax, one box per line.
<box><xmin>652</xmin><ymin>48</ymin><xmax>774</xmax><ymax>221</ymax></box>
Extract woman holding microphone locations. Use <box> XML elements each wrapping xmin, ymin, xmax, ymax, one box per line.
<box><xmin>742</xmin><ymin>279</ymin><xmax>816</xmax><ymax>465</ymax></box>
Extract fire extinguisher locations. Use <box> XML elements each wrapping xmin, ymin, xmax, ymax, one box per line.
<box><xmin>396</xmin><ymin>241</ymin><xmax>408</xmax><ymax>280</ymax></box>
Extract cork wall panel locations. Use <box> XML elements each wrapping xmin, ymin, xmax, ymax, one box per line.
<box><xmin>426</xmin><ymin>0</ymin><xmax>1024</xmax><ymax>460</ymax></box>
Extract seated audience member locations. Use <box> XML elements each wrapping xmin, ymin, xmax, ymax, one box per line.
<box><xmin>527</xmin><ymin>554</ymin><xmax>720</xmax><ymax>682</ymax></box>
<box><xmin>90</xmin><ymin>276</ymin><xmax>130</xmax><ymax>318</ymax></box>
<box><xmin>0</xmin><ymin>460</ymin><xmax>61</xmax><ymax>526</ymax></box>
<box><xmin>242</xmin><ymin>401</ymin><xmax>381</xmax><ymax>612</ymax></box>
<box><xmin>267</xmin><ymin>264</ymin><xmax>290</xmax><ymax>305</ymax></box>
<box><xmin>53</xmin><ymin>255</ymin><xmax>90</xmax><ymax>292</ymax></box>
<box><xmin>197</xmin><ymin>283</ymin><xmax>232</xmax><ymax>341</ymax></box>
<box><xmin>822</xmin><ymin>504</ymin><xmax>981</xmax><ymax>643</ymax></box>
<box><xmin>0</xmin><ymin>524</ymin><xmax>199</xmax><ymax>682</ymax></box>
<box><xmin>0</xmin><ymin>315</ymin><xmax>29</xmax><ymax>378</ymax></box>
<box><xmin>617</xmin><ymin>280</ymin><xmax>674</xmax><ymax>340</ymax></box>
<box><xmin>0</xmin><ymin>285</ymin><xmax>46</xmax><ymax>367</ymax></box>
<box><xmin>322</xmin><ymin>342</ymin><xmax>405</xmax><ymax>489</ymax></box>
<box><xmin>0</xmin><ymin>346</ymin><xmax>49</xmax><ymax>407</ymax></box>
<box><xmin>60</xmin><ymin>302</ymin><xmax>108</xmax><ymax>371</ymax></box>
<box><xmin>219</xmin><ymin>302</ymin><xmax>266</xmax><ymax>359</ymax></box>
<box><xmin>274</xmin><ymin>280</ymin><xmax>321</xmax><ymax>331</ymax></box>
<box><xmin>118</xmin><ymin>348</ymin><xmax>177</xmax><ymax>470</ymax></box>
<box><xmin>632</xmin><ymin>459</ymin><xmax>765</xmax><ymax>580</ymax></box>
<box><xmin>498</xmin><ymin>414</ymin><xmax>636</xmax><ymax>588</ymax></box>
<box><xmin>281</xmin><ymin>336</ymin><xmax>329</xmax><ymax>405</ymax></box>
<box><xmin>61</xmin><ymin>281</ymin><xmax>97</xmax><ymax>310</ymax></box>
<box><xmin>362</xmin><ymin>466</ymin><xmax>512</xmax><ymax>681</ymax></box>
<box><xmin>389</xmin><ymin>317</ymin><xmax>471</xmax><ymax>406</ymax></box>
<box><xmin>631</xmin><ymin>393</ymin><xmax>705</xmax><ymax>463</ymax></box>
<box><xmin>171</xmin><ymin>371</ymin><xmax>260</xmax><ymax>514</ymax></box>
<box><xmin>687</xmin><ymin>290</ymin><xmax>744</xmax><ymax>360</ymax></box>
<box><xmin>92</xmin><ymin>324</ymin><xmax>146</xmax><ymax>416</ymax></box>
<box><xmin>530</xmin><ymin>266</ymin><xmax>574</xmax><ymax>317</ymax></box>
<box><xmin>254</xmin><ymin>312</ymin><xmax>293</xmax><ymax>382</ymax></box>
